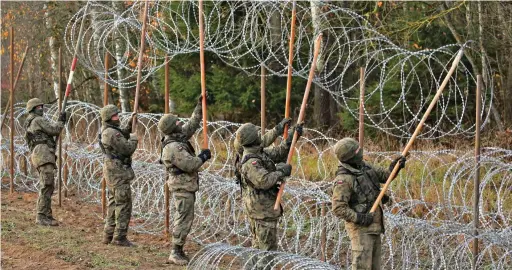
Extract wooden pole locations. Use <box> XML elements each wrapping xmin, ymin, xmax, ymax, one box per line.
<box><xmin>261</xmin><ymin>64</ymin><xmax>266</xmax><ymax>134</ymax></box>
<box><xmin>101</xmin><ymin>51</ymin><xmax>109</xmax><ymax>219</ymax></box>
<box><xmin>358</xmin><ymin>67</ymin><xmax>365</xmax><ymax>147</ymax></box>
<box><xmin>58</xmin><ymin>47</ymin><xmax>63</xmax><ymax>207</ymax></box>
<box><xmin>131</xmin><ymin>0</ymin><xmax>149</xmax><ymax>131</ymax></box>
<box><xmin>472</xmin><ymin>75</ymin><xmax>482</xmax><ymax>270</ymax></box>
<box><xmin>164</xmin><ymin>56</ymin><xmax>170</xmax><ymax>241</ymax></box>
<box><xmin>274</xmin><ymin>34</ymin><xmax>322</xmax><ymax>210</ymax></box>
<box><xmin>370</xmin><ymin>49</ymin><xmax>465</xmax><ymax>213</ymax></box>
<box><xmin>63</xmin><ymin>144</ymin><xmax>68</xmax><ymax>197</ymax></box>
<box><xmin>320</xmin><ymin>202</ymin><xmax>327</xmax><ymax>261</ymax></box>
<box><xmin>1</xmin><ymin>45</ymin><xmax>29</xmax><ymax>130</ymax></box>
<box><xmin>199</xmin><ymin>0</ymin><xmax>208</xmax><ymax>149</ymax></box>
<box><xmin>9</xmin><ymin>26</ymin><xmax>14</xmax><ymax>194</ymax></box>
<box><xmin>283</xmin><ymin>1</ymin><xmax>297</xmax><ymax>140</ymax></box>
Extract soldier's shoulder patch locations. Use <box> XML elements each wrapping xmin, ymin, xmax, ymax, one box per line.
<box><xmin>336</xmin><ymin>180</ymin><xmax>344</xmax><ymax>185</ymax></box>
<box><xmin>251</xmin><ymin>160</ymin><xmax>258</xmax><ymax>165</ymax></box>
<box><xmin>115</xmin><ymin>132</ymin><xmax>121</xmax><ymax>138</ymax></box>
<box><xmin>178</xmin><ymin>145</ymin><xmax>183</xmax><ymax>150</ymax></box>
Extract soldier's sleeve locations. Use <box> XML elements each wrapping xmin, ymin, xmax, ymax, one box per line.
<box><xmin>169</xmin><ymin>143</ymin><xmax>204</xmax><ymax>172</ymax></box>
<box><xmin>161</xmin><ymin>144</ymin><xmax>174</xmax><ymax>169</ymax></box>
<box><xmin>260</xmin><ymin>127</ymin><xmax>279</xmax><ymax>148</ymax></box>
<box><xmin>103</xmin><ymin>129</ymin><xmax>138</xmax><ymax>157</ymax></box>
<box><xmin>182</xmin><ymin>103</ymin><xmax>202</xmax><ymax>139</ymax></box>
<box><xmin>371</xmin><ymin>164</ymin><xmax>391</xmax><ymax>184</ymax></box>
<box><xmin>263</xmin><ymin>140</ymin><xmax>289</xmax><ymax>164</ymax></box>
<box><xmin>332</xmin><ymin>175</ymin><xmax>358</xmax><ymax>223</ymax></box>
<box><xmin>35</xmin><ymin>117</ymin><xmax>63</xmax><ymax>136</ymax></box>
<box><xmin>120</xmin><ymin>118</ymin><xmax>132</xmax><ymax>135</ymax></box>
<box><xmin>242</xmin><ymin>158</ymin><xmax>283</xmax><ymax>190</ymax></box>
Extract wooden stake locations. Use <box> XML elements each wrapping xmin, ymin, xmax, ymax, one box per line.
<box><xmin>164</xmin><ymin>56</ymin><xmax>170</xmax><ymax>241</ymax></box>
<box><xmin>283</xmin><ymin>1</ymin><xmax>297</xmax><ymax>140</ymax></box>
<box><xmin>473</xmin><ymin>75</ymin><xmax>482</xmax><ymax>270</ymax></box>
<box><xmin>359</xmin><ymin>67</ymin><xmax>365</xmax><ymax>147</ymax></box>
<box><xmin>274</xmin><ymin>34</ymin><xmax>322</xmax><ymax>210</ymax></box>
<box><xmin>370</xmin><ymin>49</ymin><xmax>465</xmax><ymax>213</ymax></box>
<box><xmin>199</xmin><ymin>0</ymin><xmax>208</xmax><ymax>149</ymax></box>
<box><xmin>58</xmin><ymin>47</ymin><xmax>63</xmax><ymax>207</ymax></box>
<box><xmin>320</xmin><ymin>202</ymin><xmax>327</xmax><ymax>261</ymax></box>
<box><xmin>9</xmin><ymin>26</ymin><xmax>14</xmax><ymax>194</ymax></box>
<box><xmin>63</xmin><ymin>144</ymin><xmax>68</xmax><ymax>197</ymax></box>
<box><xmin>1</xmin><ymin>45</ymin><xmax>29</xmax><ymax>130</ymax></box>
<box><xmin>131</xmin><ymin>0</ymin><xmax>149</xmax><ymax>131</ymax></box>
<box><xmin>261</xmin><ymin>64</ymin><xmax>266</xmax><ymax>134</ymax></box>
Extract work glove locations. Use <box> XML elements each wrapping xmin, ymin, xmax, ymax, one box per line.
<box><xmin>129</xmin><ymin>133</ymin><xmax>138</xmax><ymax>141</ymax></box>
<box><xmin>276</xmin><ymin>163</ymin><xmax>292</xmax><ymax>177</ymax></box>
<box><xmin>197</xmin><ymin>91</ymin><xmax>214</xmax><ymax>105</ymax></box>
<box><xmin>275</xmin><ymin>118</ymin><xmax>292</xmax><ymax>135</ymax></box>
<box><xmin>286</xmin><ymin>123</ymin><xmax>304</xmax><ymax>146</ymax></box>
<box><xmin>389</xmin><ymin>155</ymin><xmax>406</xmax><ymax>173</ymax></box>
<box><xmin>197</xmin><ymin>149</ymin><xmax>212</xmax><ymax>163</ymax></box>
<box><xmin>59</xmin><ymin>112</ymin><xmax>67</xmax><ymax>124</ymax></box>
<box><xmin>355</xmin><ymin>213</ymin><xmax>374</xmax><ymax>227</ymax></box>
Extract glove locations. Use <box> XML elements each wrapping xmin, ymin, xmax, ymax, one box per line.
<box><xmin>355</xmin><ymin>213</ymin><xmax>374</xmax><ymax>226</ymax></box>
<box><xmin>197</xmin><ymin>91</ymin><xmax>214</xmax><ymax>105</ymax></box>
<box><xmin>286</xmin><ymin>123</ymin><xmax>303</xmax><ymax>146</ymax></box>
<box><xmin>59</xmin><ymin>112</ymin><xmax>67</xmax><ymax>123</ymax></box>
<box><xmin>129</xmin><ymin>133</ymin><xmax>138</xmax><ymax>141</ymax></box>
<box><xmin>389</xmin><ymin>155</ymin><xmax>406</xmax><ymax>173</ymax></box>
<box><xmin>275</xmin><ymin>163</ymin><xmax>292</xmax><ymax>177</ymax></box>
<box><xmin>275</xmin><ymin>118</ymin><xmax>292</xmax><ymax>134</ymax></box>
<box><xmin>197</xmin><ymin>149</ymin><xmax>212</xmax><ymax>163</ymax></box>
<box><xmin>382</xmin><ymin>194</ymin><xmax>391</xmax><ymax>205</ymax></box>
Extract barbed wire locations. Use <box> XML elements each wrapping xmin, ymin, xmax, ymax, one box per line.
<box><xmin>64</xmin><ymin>0</ymin><xmax>493</xmax><ymax>139</ymax></box>
<box><xmin>1</xmin><ymin>101</ymin><xmax>510</xmax><ymax>269</ymax></box>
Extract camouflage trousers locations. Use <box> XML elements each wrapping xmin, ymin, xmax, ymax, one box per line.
<box><xmin>104</xmin><ymin>183</ymin><xmax>132</xmax><ymax>238</ymax></box>
<box><xmin>172</xmin><ymin>191</ymin><xmax>195</xmax><ymax>246</ymax></box>
<box><xmin>247</xmin><ymin>218</ymin><xmax>278</xmax><ymax>270</ymax></box>
<box><xmin>347</xmin><ymin>229</ymin><xmax>382</xmax><ymax>270</ymax></box>
<box><xmin>37</xmin><ymin>163</ymin><xmax>56</xmax><ymax>218</ymax></box>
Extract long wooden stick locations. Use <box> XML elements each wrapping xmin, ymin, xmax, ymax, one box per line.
<box><xmin>9</xmin><ymin>26</ymin><xmax>14</xmax><ymax>194</ymax></box>
<box><xmin>164</xmin><ymin>56</ymin><xmax>170</xmax><ymax>241</ymax></box>
<box><xmin>472</xmin><ymin>75</ymin><xmax>482</xmax><ymax>269</ymax></box>
<box><xmin>370</xmin><ymin>49</ymin><xmax>465</xmax><ymax>213</ymax></box>
<box><xmin>199</xmin><ymin>0</ymin><xmax>208</xmax><ymax>149</ymax></box>
<box><xmin>101</xmin><ymin>51</ymin><xmax>109</xmax><ymax>219</ymax></box>
<box><xmin>131</xmin><ymin>0</ymin><xmax>149</xmax><ymax>131</ymax></box>
<box><xmin>283</xmin><ymin>1</ymin><xmax>297</xmax><ymax>140</ymax></box>
<box><xmin>358</xmin><ymin>67</ymin><xmax>365</xmax><ymax>147</ymax></box>
<box><xmin>261</xmin><ymin>64</ymin><xmax>266</xmax><ymax>134</ymax></box>
<box><xmin>1</xmin><ymin>44</ymin><xmax>29</xmax><ymax>130</ymax></box>
<box><xmin>274</xmin><ymin>34</ymin><xmax>322</xmax><ymax>210</ymax></box>
<box><xmin>58</xmin><ymin>47</ymin><xmax>63</xmax><ymax>207</ymax></box>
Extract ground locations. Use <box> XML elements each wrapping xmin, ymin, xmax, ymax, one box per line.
<box><xmin>1</xmin><ymin>189</ymin><xmax>200</xmax><ymax>270</ymax></box>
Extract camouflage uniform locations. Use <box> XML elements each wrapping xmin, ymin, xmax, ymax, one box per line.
<box><xmin>237</xmin><ymin>122</ymin><xmax>299</xmax><ymax>269</ymax></box>
<box><xmin>331</xmin><ymin>138</ymin><xmax>405</xmax><ymax>270</ymax></box>
<box><xmin>25</xmin><ymin>98</ymin><xmax>65</xmax><ymax>226</ymax></box>
<box><xmin>158</xmin><ymin>102</ymin><xmax>211</xmax><ymax>265</ymax></box>
<box><xmin>99</xmin><ymin>105</ymin><xmax>138</xmax><ymax>246</ymax></box>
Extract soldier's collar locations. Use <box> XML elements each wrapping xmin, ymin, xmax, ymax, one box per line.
<box><xmin>339</xmin><ymin>162</ymin><xmax>366</xmax><ymax>175</ymax></box>
<box><xmin>242</xmin><ymin>145</ymin><xmax>263</xmax><ymax>155</ymax></box>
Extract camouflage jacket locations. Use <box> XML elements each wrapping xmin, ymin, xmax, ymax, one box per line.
<box><xmin>240</xmin><ymin>141</ymin><xmax>289</xmax><ymax>220</ymax></box>
<box><xmin>161</xmin><ymin>103</ymin><xmax>203</xmax><ymax>193</ymax></box>
<box><xmin>25</xmin><ymin>113</ymin><xmax>64</xmax><ymax>168</ymax></box>
<box><xmin>100</xmin><ymin>123</ymin><xmax>138</xmax><ymax>186</ymax></box>
<box><xmin>332</xmin><ymin>162</ymin><xmax>389</xmax><ymax>234</ymax></box>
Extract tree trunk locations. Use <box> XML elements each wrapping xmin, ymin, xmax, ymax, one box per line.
<box><xmin>112</xmin><ymin>1</ymin><xmax>131</xmax><ymax>112</ymax></box>
<box><xmin>45</xmin><ymin>2</ymin><xmax>60</xmax><ymax>99</ymax></box>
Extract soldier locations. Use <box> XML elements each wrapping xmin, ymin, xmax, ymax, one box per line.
<box><xmin>158</xmin><ymin>95</ymin><xmax>211</xmax><ymax>265</ymax></box>
<box><xmin>99</xmin><ymin>105</ymin><xmax>138</xmax><ymax>247</ymax></box>
<box><xmin>236</xmin><ymin>121</ymin><xmax>302</xmax><ymax>269</ymax></box>
<box><xmin>331</xmin><ymin>138</ymin><xmax>406</xmax><ymax>270</ymax></box>
<box><xmin>25</xmin><ymin>98</ymin><xmax>66</xmax><ymax>226</ymax></box>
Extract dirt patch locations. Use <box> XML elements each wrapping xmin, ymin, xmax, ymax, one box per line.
<box><xmin>1</xmin><ymin>189</ymin><xmax>200</xmax><ymax>269</ymax></box>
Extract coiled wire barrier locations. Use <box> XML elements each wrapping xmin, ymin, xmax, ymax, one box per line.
<box><xmin>65</xmin><ymin>0</ymin><xmax>493</xmax><ymax>139</ymax></box>
<box><xmin>2</xmin><ymin>101</ymin><xmax>511</xmax><ymax>269</ymax></box>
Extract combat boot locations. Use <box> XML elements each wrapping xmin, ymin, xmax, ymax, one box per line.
<box><xmin>46</xmin><ymin>216</ymin><xmax>59</xmax><ymax>226</ymax></box>
<box><xmin>168</xmin><ymin>244</ymin><xmax>189</xmax><ymax>265</ymax></box>
<box><xmin>112</xmin><ymin>235</ymin><xmax>136</xmax><ymax>247</ymax></box>
<box><xmin>36</xmin><ymin>215</ymin><xmax>58</xmax><ymax>226</ymax></box>
<box><xmin>102</xmin><ymin>234</ymin><xmax>113</xmax><ymax>245</ymax></box>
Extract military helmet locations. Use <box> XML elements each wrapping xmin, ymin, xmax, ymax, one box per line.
<box><xmin>100</xmin><ymin>105</ymin><xmax>120</xmax><ymax>122</ymax></box>
<box><xmin>235</xmin><ymin>123</ymin><xmax>261</xmax><ymax>147</ymax></box>
<box><xmin>26</xmin><ymin>98</ymin><xmax>44</xmax><ymax>113</ymax></box>
<box><xmin>158</xmin><ymin>114</ymin><xmax>181</xmax><ymax>134</ymax></box>
<box><xmin>333</xmin><ymin>137</ymin><xmax>360</xmax><ymax>162</ymax></box>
